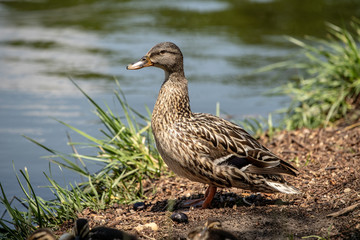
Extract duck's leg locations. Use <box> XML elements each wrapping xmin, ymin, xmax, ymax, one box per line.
<box><xmin>181</xmin><ymin>188</ymin><xmax>208</xmax><ymax>208</ymax></box>
<box><xmin>201</xmin><ymin>186</ymin><xmax>217</xmax><ymax>209</ymax></box>
<box><xmin>181</xmin><ymin>185</ymin><xmax>217</xmax><ymax>209</ymax></box>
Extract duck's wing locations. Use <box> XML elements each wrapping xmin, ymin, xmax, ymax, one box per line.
<box><xmin>174</xmin><ymin>113</ymin><xmax>298</xmax><ymax>177</ymax></box>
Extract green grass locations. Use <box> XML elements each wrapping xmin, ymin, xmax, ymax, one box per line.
<box><xmin>27</xmin><ymin>79</ymin><xmax>163</xmax><ymax>206</ymax></box>
<box><xmin>33</xmin><ymin>79</ymin><xmax>163</xmax><ymax>204</ymax></box>
<box><xmin>0</xmin><ymin>166</ymin><xmax>59</xmax><ymax>239</ymax></box>
<box><xmin>0</xmin><ymin>80</ymin><xmax>164</xmax><ymax>239</ymax></box>
<box><xmin>260</xmin><ymin>19</ymin><xmax>360</xmax><ymax>130</ymax></box>
<box><xmin>236</xmin><ymin>113</ymin><xmax>276</xmax><ymax>139</ymax></box>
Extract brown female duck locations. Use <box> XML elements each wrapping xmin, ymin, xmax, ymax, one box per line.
<box><xmin>127</xmin><ymin>42</ymin><xmax>299</xmax><ymax>208</ymax></box>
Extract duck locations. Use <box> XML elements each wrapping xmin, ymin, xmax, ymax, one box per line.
<box><xmin>27</xmin><ymin>228</ymin><xmax>56</xmax><ymax>240</ymax></box>
<box><xmin>187</xmin><ymin>219</ymin><xmax>238</xmax><ymax>240</ymax></box>
<box><xmin>64</xmin><ymin>218</ymin><xmax>137</xmax><ymax>240</ymax></box>
<box><xmin>127</xmin><ymin>42</ymin><xmax>299</xmax><ymax>209</ymax></box>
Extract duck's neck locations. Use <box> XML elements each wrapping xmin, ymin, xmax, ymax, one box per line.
<box><xmin>152</xmin><ymin>71</ymin><xmax>192</xmax><ymax>124</ymax></box>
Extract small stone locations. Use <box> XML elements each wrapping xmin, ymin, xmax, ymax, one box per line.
<box><xmin>133</xmin><ymin>202</ymin><xmax>146</xmax><ymax>211</ymax></box>
<box><xmin>134</xmin><ymin>222</ymin><xmax>159</xmax><ymax>232</ymax></box>
<box><xmin>344</xmin><ymin>188</ymin><xmax>351</xmax><ymax>193</ymax></box>
<box><xmin>184</xmin><ymin>191</ymin><xmax>191</xmax><ymax>197</ymax></box>
<box><xmin>170</xmin><ymin>212</ymin><xmax>188</xmax><ymax>223</ymax></box>
<box><xmin>145</xmin><ymin>222</ymin><xmax>159</xmax><ymax>231</ymax></box>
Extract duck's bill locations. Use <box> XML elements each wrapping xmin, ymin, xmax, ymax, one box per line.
<box><xmin>126</xmin><ymin>56</ymin><xmax>153</xmax><ymax>70</ymax></box>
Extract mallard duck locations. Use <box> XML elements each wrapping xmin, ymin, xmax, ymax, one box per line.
<box><xmin>187</xmin><ymin>219</ymin><xmax>238</xmax><ymax>240</ymax></box>
<box><xmin>27</xmin><ymin>228</ymin><xmax>56</xmax><ymax>240</ymax></box>
<box><xmin>68</xmin><ymin>218</ymin><xmax>88</xmax><ymax>239</ymax></box>
<box><xmin>127</xmin><ymin>42</ymin><xmax>299</xmax><ymax>209</ymax></box>
<box><xmin>66</xmin><ymin>218</ymin><xmax>137</xmax><ymax>240</ymax></box>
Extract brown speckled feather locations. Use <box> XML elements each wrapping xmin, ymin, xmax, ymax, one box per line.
<box><xmin>27</xmin><ymin>229</ymin><xmax>56</xmax><ymax>240</ymax></box>
<box><xmin>176</xmin><ymin>113</ymin><xmax>298</xmax><ymax>173</ymax></box>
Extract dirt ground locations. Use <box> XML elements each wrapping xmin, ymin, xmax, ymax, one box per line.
<box><xmin>58</xmin><ymin>125</ymin><xmax>360</xmax><ymax>239</ymax></box>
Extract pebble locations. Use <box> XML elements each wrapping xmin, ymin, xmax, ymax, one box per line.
<box><xmin>134</xmin><ymin>222</ymin><xmax>159</xmax><ymax>232</ymax></box>
<box><xmin>170</xmin><ymin>212</ymin><xmax>188</xmax><ymax>223</ymax></box>
<box><xmin>133</xmin><ymin>202</ymin><xmax>146</xmax><ymax>211</ymax></box>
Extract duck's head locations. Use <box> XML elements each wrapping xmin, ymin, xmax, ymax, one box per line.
<box><xmin>188</xmin><ymin>220</ymin><xmax>238</xmax><ymax>240</ymax></box>
<box><xmin>204</xmin><ymin>219</ymin><xmax>222</xmax><ymax>229</ymax></box>
<box><xmin>73</xmin><ymin>218</ymin><xmax>89</xmax><ymax>240</ymax></box>
<box><xmin>187</xmin><ymin>220</ymin><xmax>226</xmax><ymax>240</ymax></box>
<box><xmin>27</xmin><ymin>228</ymin><xmax>56</xmax><ymax>240</ymax></box>
<box><xmin>127</xmin><ymin>42</ymin><xmax>184</xmax><ymax>75</ymax></box>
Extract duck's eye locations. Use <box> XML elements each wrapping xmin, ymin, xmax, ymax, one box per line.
<box><xmin>159</xmin><ymin>50</ymin><xmax>167</xmax><ymax>55</ymax></box>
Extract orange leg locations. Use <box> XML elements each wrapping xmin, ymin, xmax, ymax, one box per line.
<box><xmin>203</xmin><ymin>186</ymin><xmax>210</xmax><ymax>198</ymax></box>
<box><xmin>181</xmin><ymin>185</ymin><xmax>217</xmax><ymax>209</ymax></box>
<box><xmin>201</xmin><ymin>186</ymin><xmax>217</xmax><ymax>209</ymax></box>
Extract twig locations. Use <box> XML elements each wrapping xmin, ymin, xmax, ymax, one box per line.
<box><xmin>324</xmin><ymin>166</ymin><xmax>337</xmax><ymax>171</ymax></box>
<box><xmin>342</xmin><ymin>121</ymin><xmax>360</xmax><ymax>131</ymax></box>
<box><xmin>327</xmin><ymin>202</ymin><xmax>360</xmax><ymax>217</ymax></box>
<box><xmin>282</xmin><ymin>150</ymin><xmax>302</xmax><ymax>154</ymax></box>
<box><xmin>291</xmin><ymin>137</ymin><xmax>310</xmax><ymax>151</ymax></box>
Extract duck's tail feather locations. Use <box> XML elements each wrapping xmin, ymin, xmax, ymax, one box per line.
<box><xmin>265</xmin><ymin>180</ymin><xmax>300</xmax><ymax>194</ymax></box>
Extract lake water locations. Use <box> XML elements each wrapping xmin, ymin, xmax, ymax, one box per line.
<box><xmin>0</xmin><ymin>0</ymin><xmax>359</xmax><ymax>214</ymax></box>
